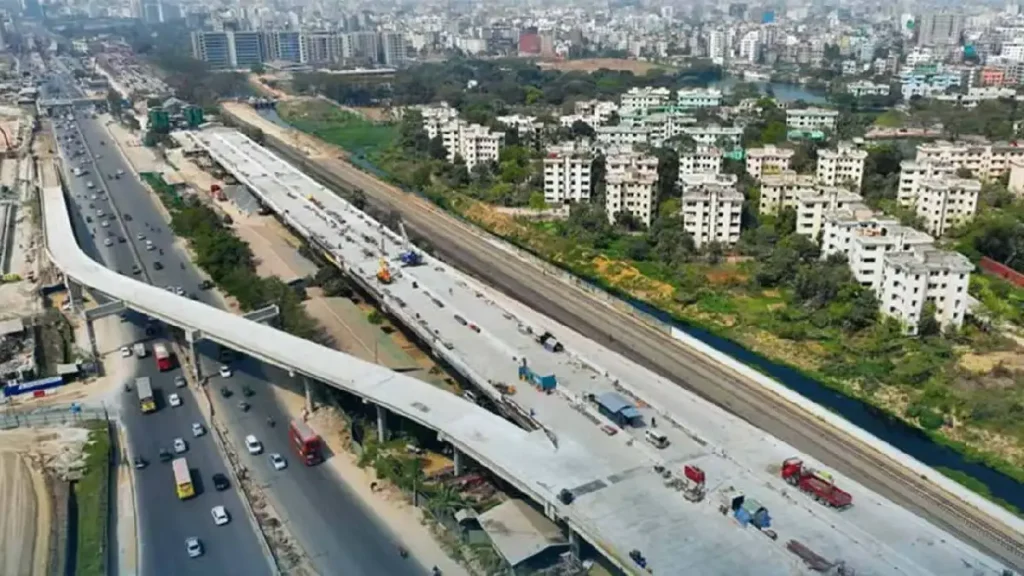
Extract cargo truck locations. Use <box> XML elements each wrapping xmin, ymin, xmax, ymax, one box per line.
<box><xmin>153</xmin><ymin>343</ymin><xmax>173</xmax><ymax>372</ymax></box>
<box><xmin>288</xmin><ymin>419</ymin><xmax>323</xmax><ymax>466</ymax></box>
<box><xmin>781</xmin><ymin>458</ymin><xmax>853</xmax><ymax>509</ymax></box>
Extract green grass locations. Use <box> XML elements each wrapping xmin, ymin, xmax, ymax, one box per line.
<box><xmin>279</xmin><ymin>101</ymin><xmax>397</xmax><ymax>157</ymax></box>
<box><xmin>936</xmin><ymin>466</ymin><xmax>1022</xmax><ymax>516</ymax></box>
<box><xmin>75</xmin><ymin>422</ymin><xmax>110</xmax><ymax>576</ymax></box>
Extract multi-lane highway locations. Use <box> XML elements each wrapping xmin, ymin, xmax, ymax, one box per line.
<box><xmin>235</xmin><ymin>107</ymin><xmax>1024</xmax><ymax>569</ymax></box>
<box><xmin>55</xmin><ymin>117</ymin><xmax>272</xmax><ymax>576</ymax></box>
<box><xmin>59</xmin><ymin>101</ymin><xmax>426</xmax><ymax>575</ymax></box>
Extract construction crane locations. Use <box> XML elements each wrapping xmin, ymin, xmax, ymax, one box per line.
<box><xmin>397</xmin><ymin>221</ymin><xmax>422</xmax><ymax>267</ymax></box>
<box><xmin>376</xmin><ymin>258</ymin><xmax>393</xmax><ymax>284</ymax></box>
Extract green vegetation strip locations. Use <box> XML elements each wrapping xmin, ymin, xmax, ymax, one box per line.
<box><xmin>140</xmin><ymin>173</ymin><xmax>324</xmax><ymax>343</ymax></box>
<box><xmin>75</xmin><ymin>421</ymin><xmax>110</xmax><ymax>576</ymax></box>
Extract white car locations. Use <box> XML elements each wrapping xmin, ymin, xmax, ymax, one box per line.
<box><xmin>119</xmin><ymin>346</ymin><xmax>131</xmax><ymax>358</ymax></box>
<box><xmin>211</xmin><ymin>505</ymin><xmax>230</xmax><ymax>526</ymax></box>
<box><xmin>174</xmin><ymin>375</ymin><xmax>187</xmax><ymax>388</ymax></box>
<box><xmin>103</xmin><ymin>237</ymin><xmax>113</xmax><ymax>247</ymax></box>
<box><xmin>145</xmin><ymin>241</ymin><xmax>155</xmax><ymax>251</ymax></box>
<box><xmin>185</xmin><ymin>537</ymin><xmax>203</xmax><ymax>558</ymax></box>
<box><xmin>168</xmin><ymin>393</ymin><xmax>182</xmax><ymax>407</ymax></box>
<box><xmin>100</xmin><ymin>220</ymin><xmax>110</xmax><ymax>228</ymax></box>
<box><xmin>191</xmin><ymin>422</ymin><xmax>205</xmax><ymax>437</ymax></box>
<box><xmin>244</xmin><ymin>435</ymin><xmax>262</xmax><ymax>455</ymax></box>
<box><xmin>270</xmin><ymin>454</ymin><xmax>287</xmax><ymax>471</ymax></box>
<box><xmin>136</xmin><ymin>233</ymin><xmax>145</xmax><ymax>241</ymax></box>
<box><xmin>218</xmin><ymin>365</ymin><xmax>232</xmax><ymax>378</ymax></box>
<box><xmin>173</xmin><ymin>438</ymin><xmax>187</xmax><ymax>454</ymax></box>
<box><xmin>174</xmin><ymin>287</ymin><xmax>185</xmax><ymax>296</ymax></box>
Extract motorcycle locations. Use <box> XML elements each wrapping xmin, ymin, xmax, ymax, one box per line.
<box><xmin>267</xmin><ymin>417</ymin><xmax>275</xmax><ymax>427</ymax></box>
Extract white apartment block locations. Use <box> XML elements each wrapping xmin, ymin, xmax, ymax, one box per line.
<box><xmin>439</xmin><ymin>120</ymin><xmax>504</xmax><ymax>170</ymax></box>
<box><xmin>821</xmin><ymin>213</ymin><xmax>935</xmax><ymax>293</ymax></box>
<box><xmin>419</xmin><ymin>103</ymin><xmax>460</xmax><ymax>139</ymax></box>
<box><xmin>542</xmin><ymin>143</ymin><xmax>592</xmax><ymax>205</ymax></box>
<box><xmin>496</xmin><ymin>114</ymin><xmax>542</xmax><ymax>137</ymax></box>
<box><xmin>758</xmin><ymin>171</ymin><xmax>817</xmax><ymax>214</ymax></box>
<box><xmin>620</xmin><ymin>87</ymin><xmax>672</xmax><ymax>114</ymax></box>
<box><xmin>681</xmin><ymin>182</ymin><xmax>744</xmax><ymax>247</ymax></box>
<box><xmin>793</xmin><ymin>187</ymin><xmax>865</xmax><ymax>240</ymax></box>
<box><xmin>846</xmin><ymin>80</ymin><xmax>891</xmax><ymax>97</ymax></box>
<box><xmin>676</xmin><ymin>88</ymin><xmax>723</xmax><ymax>109</ymax></box>
<box><xmin>596</xmin><ymin>125</ymin><xmax>651</xmax><ymax>148</ymax></box>
<box><xmin>1009</xmin><ymin>157</ymin><xmax>1024</xmax><ymax>196</ymax></box>
<box><xmin>620</xmin><ymin>111</ymin><xmax>696</xmax><ymax>147</ymax></box>
<box><xmin>680</xmin><ymin>125</ymin><xmax>743</xmax><ymax>146</ymax></box>
<box><xmin>606</xmin><ymin>170</ymin><xmax>659</xmax><ymax>227</ymax></box>
<box><xmin>910</xmin><ymin>140</ymin><xmax>1024</xmax><ymax>182</ymax></box>
<box><xmin>786</xmin><ymin>107</ymin><xmax>840</xmax><ymax>131</ymax></box>
<box><xmin>678</xmin><ymin>146</ymin><xmax>723</xmax><ymax>177</ymax></box>
<box><xmin>680</xmin><ymin>172</ymin><xmax>738</xmax><ymax>194</ymax></box>
<box><xmin>817</xmin><ymin>143</ymin><xmax>868</xmax><ymax>188</ymax></box>
<box><xmin>897</xmin><ymin>159</ymin><xmax>955</xmax><ymax>205</ymax></box>
<box><xmin>575</xmin><ymin>100</ymin><xmax>619</xmax><ymax>123</ymax></box>
<box><xmin>606</xmin><ymin>147</ymin><xmax>659</xmax><ymax>177</ymax></box>
<box><xmin>746</xmin><ymin>145</ymin><xmax>794</xmax><ymax>180</ymax></box>
<box><xmin>880</xmin><ymin>246</ymin><xmax>973</xmax><ymax>334</ymax></box>
<box><xmin>913</xmin><ymin>177</ymin><xmax>981</xmax><ymax>237</ymax></box>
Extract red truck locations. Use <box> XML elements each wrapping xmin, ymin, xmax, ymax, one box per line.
<box><xmin>288</xmin><ymin>419</ymin><xmax>323</xmax><ymax>466</ymax></box>
<box><xmin>153</xmin><ymin>343</ymin><xmax>173</xmax><ymax>372</ymax></box>
<box><xmin>781</xmin><ymin>458</ymin><xmax>852</xmax><ymax>509</ymax></box>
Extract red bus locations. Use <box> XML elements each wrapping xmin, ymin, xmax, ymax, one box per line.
<box><xmin>154</xmin><ymin>343</ymin><xmax>173</xmax><ymax>372</ymax></box>
<box><xmin>288</xmin><ymin>419</ymin><xmax>323</xmax><ymax>466</ymax></box>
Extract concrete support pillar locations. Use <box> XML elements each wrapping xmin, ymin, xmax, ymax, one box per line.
<box><xmin>568</xmin><ymin>528</ymin><xmax>582</xmax><ymax>559</ymax></box>
<box><xmin>185</xmin><ymin>329</ymin><xmax>201</xmax><ymax>382</ymax></box>
<box><xmin>303</xmin><ymin>377</ymin><xmax>313</xmax><ymax>414</ymax></box>
<box><xmin>376</xmin><ymin>404</ymin><xmax>388</xmax><ymax>443</ymax></box>
<box><xmin>84</xmin><ymin>318</ymin><xmax>99</xmax><ymax>365</ymax></box>
<box><xmin>453</xmin><ymin>447</ymin><xmax>464</xmax><ymax>476</ymax></box>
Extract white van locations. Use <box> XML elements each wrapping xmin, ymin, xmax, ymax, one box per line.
<box><xmin>645</xmin><ymin>429</ymin><xmax>669</xmax><ymax>449</ymax></box>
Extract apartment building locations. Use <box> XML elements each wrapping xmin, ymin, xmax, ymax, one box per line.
<box><xmin>793</xmin><ymin>187</ymin><xmax>865</xmax><ymax>240</ymax></box>
<box><xmin>620</xmin><ymin>111</ymin><xmax>696</xmax><ymax>147</ymax></box>
<box><xmin>680</xmin><ymin>125</ymin><xmax>743</xmax><ymax>146</ymax></box>
<box><xmin>380</xmin><ymin>31</ymin><xmax>407</xmax><ymax>67</ymax></box>
<box><xmin>913</xmin><ymin>177</ymin><xmax>980</xmax><ymax>236</ymax></box>
<box><xmin>676</xmin><ymin>88</ymin><xmax>723</xmax><ymax>109</ymax></box>
<box><xmin>746</xmin><ymin>145</ymin><xmax>794</xmax><ymax>180</ymax></box>
<box><xmin>821</xmin><ymin>213</ymin><xmax>935</xmax><ymax>292</ymax></box>
<box><xmin>606</xmin><ymin>147</ymin><xmax>659</xmax><ymax>177</ymax></box>
<box><xmin>543</xmin><ymin>142</ymin><xmax>592</xmax><ymax>205</ymax></box>
<box><xmin>758</xmin><ymin>171</ymin><xmax>817</xmax><ymax>214</ymax></box>
<box><xmin>897</xmin><ymin>159</ymin><xmax>954</xmax><ymax>205</ymax></box>
<box><xmin>785</xmin><ymin>107</ymin><xmax>839</xmax><ymax>131</ymax></box>
<box><xmin>681</xmin><ymin>182</ymin><xmax>744</xmax><ymax>247</ymax></box>
<box><xmin>880</xmin><ymin>246</ymin><xmax>973</xmax><ymax>334</ymax></box>
<box><xmin>678</xmin><ymin>146</ymin><xmax>723</xmax><ymax>177</ymax></box>
<box><xmin>560</xmin><ymin>100</ymin><xmax>619</xmax><ymax>129</ymax></box>
<box><xmin>606</xmin><ymin>170</ymin><xmax>659</xmax><ymax>226</ymax></box>
<box><xmin>419</xmin><ymin>103</ymin><xmax>461</xmax><ymax>139</ymax></box>
<box><xmin>816</xmin><ymin>143</ymin><xmax>868</xmax><ymax>188</ymax></box>
<box><xmin>911</xmin><ymin>140</ymin><xmax>1024</xmax><ymax>181</ymax></box>
<box><xmin>596</xmin><ymin>125</ymin><xmax>652</xmax><ymax>148</ymax></box>
<box><xmin>846</xmin><ymin>80</ymin><xmax>891</xmax><ymax>97</ymax></box>
<box><xmin>680</xmin><ymin>172</ymin><xmax>738</xmax><ymax>192</ymax></box>
<box><xmin>438</xmin><ymin>120</ymin><xmax>504</xmax><ymax>170</ymax></box>
<box><xmin>620</xmin><ymin>87</ymin><xmax>672</xmax><ymax>114</ymax></box>
<box><xmin>496</xmin><ymin>114</ymin><xmax>542</xmax><ymax>137</ymax></box>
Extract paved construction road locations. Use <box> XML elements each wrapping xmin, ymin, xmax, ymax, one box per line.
<box><xmin>240</xmin><ymin>110</ymin><xmax>1024</xmax><ymax>572</ymax></box>
<box><xmin>56</xmin><ymin>115</ymin><xmax>272</xmax><ymax>576</ymax></box>
<box><xmin>67</xmin><ymin>106</ymin><xmax>424</xmax><ymax>576</ymax></box>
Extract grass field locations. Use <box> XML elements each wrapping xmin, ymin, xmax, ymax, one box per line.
<box><xmin>75</xmin><ymin>422</ymin><xmax>110</xmax><ymax>576</ymax></box>
<box><xmin>278</xmin><ymin>100</ymin><xmax>397</xmax><ymax>158</ymax></box>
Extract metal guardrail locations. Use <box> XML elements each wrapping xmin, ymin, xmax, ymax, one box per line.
<box><xmin>0</xmin><ymin>404</ymin><xmax>110</xmax><ymax>429</ymax></box>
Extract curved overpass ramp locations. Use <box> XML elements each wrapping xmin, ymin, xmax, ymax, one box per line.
<box><xmin>39</xmin><ymin>183</ymin><xmax>622</xmax><ymax>568</ymax></box>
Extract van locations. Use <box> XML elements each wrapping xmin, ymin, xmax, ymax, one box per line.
<box><xmin>645</xmin><ymin>429</ymin><xmax>669</xmax><ymax>449</ymax></box>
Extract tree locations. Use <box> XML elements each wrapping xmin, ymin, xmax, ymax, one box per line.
<box><xmin>528</xmin><ymin>191</ymin><xmax>547</xmax><ymax>210</ymax></box>
<box><xmin>569</xmin><ymin>119</ymin><xmax>595</xmax><ymax>140</ymax></box>
<box><xmin>917</xmin><ymin>301</ymin><xmax>941</xmax><ymax>337</ymax></box>
<box><xmin>250</xmin><ymin>62</ymin><xmax>265</xmax><ymax>74</ymax></box>
<box><xmin>106</xmin><ymin>88</ymin><xmax>123</xmax><ymax>117</ymax></box>
<box><xmin>427</xmin><ymin>136</ymin><xmax>447</xmax><ymax>160</ymax></box>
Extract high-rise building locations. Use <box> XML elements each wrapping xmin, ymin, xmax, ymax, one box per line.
<box><xmin>381</xmin><ymin>32</ymin><xmax>407</xmax><ymax>67</ymax></box>
<box><xmin>916</xmin><ymin>11</ymin><xmax>965</xmax><ymax>47</ymax></box>
<box><xmin>348</xmin><ymin>31</ymin><xmax>380</xmax><ymax>64</ymax></box>
<box><xmin>191</xmin><ymin>31</ymin><xmax>232</xmax><ymax>69</ymax></box>
<box><xmin>543</xmin><ymin>142</ymin><xmax>593</xmax><ymax>205</ymax></box>
<box><xmin>21</xmin><ymin>0</ymin><xmax>43</xmax><ymax>19</ymax></box>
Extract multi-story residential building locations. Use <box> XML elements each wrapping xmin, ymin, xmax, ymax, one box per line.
<box><xmin>793</xmin><ymin>187</ymin><xmax>865</xmax><ymax>239</ymax></box>
<box><xmin>880</xmin><ymin>246</ymin><xmax>973</xmax><ymax>334</ymax></box>
<box><xmin>543</xmin><ymin>142</ymin><xmax>592</xmax><ymax>205</ymax></box>
<box><xmin>898</xmin><ymin>66</ymin><xmax>963</xmax><ymax>99</ymax></box>
<box><xmin>681</xmin><ymin>181</ymin><xmax>744</xmax><ymax>247</ymax></box>
<box><xmin>596</xmin><ymin>125</ymin><xmax>652</xmax><ymax>148</ymax></box>
<box><xmin>496</xmin><ymin>115</ymin><xmax>542</xmax><ymax>137</ymax></box>
<box><xmin>606</xmin><ymin>170</ymin><xmax>659</xmax><ymax>226</ymax></box>
<box><xmin>619</xmin><ymin>111</ymin><xmax>696</xmax><ymax>147</ymax></box>
<box><xmin>821</xmin><ymin>213</ymin><xmax>935</xmax><ymax>292</ymax></box>
<box><xmin>758</xmin><ymin>171</ymin><xmax>817</xmax><ymax>214</ymax></box>
<box><xmin>680</xmin><ymin>125</ymin><xmax>743</xmax><ymax>146</ymax></box>
<box><xmin>746</xmin><ymin>145</ymin><xmax>794</xmax><ymax>179</ymax></box>
<box><xmin>302</xmin><ymin>32</ymin><xmax>345</xmax><ymax>64</ymax></box>
<box><xmin>678</xmin><ymin>146</ymin><xmax>723</xmax><ymax>177</ymax></box>
<box><xmin>438</xmin><ymin>120</ymin><xmax>504</xmax><ymax>170</ymax></box>
<box><xmin>380</xmin><ymin>31</ymin><xmax>407</xmax><ymax>67</ymax></box>
<box><xmin>913</xmin><ymin>177</ymin><xmax>980</xmax><ymax>236</ymax></box>
<box><xmin>934</xmin><ymin>86</ymin><xmax>1017</xmax><ymax>108</ymax></box>
<box><xmin>817</xmin><ymin>143</ymin><xmax>868</xmax><ymax>188</ymax></box>
<box><xmin>676</xmin><ymin>88</ymin><xmax>723</xmax><ymax>109</ymax></box>
<box><xmin>680</xmin><ymin>172</ymin><xmax>738</xmax><ymax>193</ymax></box>
<box><xmin>620</xmin><ymin>87</ymin><xmax>672</xmax><ymax>114</ymax></box>
<box><xmin>915</xmin><ymin>11</ymin><xmax>965</xmax><ymax>47</ymax></box>
<box><xmin>786</xmin><ymin>107</ymin><xmax>839</xmax><ymax>132</ymax></box>
<box><xmin>897</xmin><ymin>159</ymin><xmax>954</xmax><ymax>205</ymax></box>
<box><xmin>846</xmin><ymin>80</ymin><xmax>891</xmax><ymax>97</ymax></box>
<box><xmin>907</xmin><ymin>140</ymin><xmax>1024</xmax><ymax>183</ymax></box>
<box><xmin>606</xmin><ymin>147</ymin><xmax>659</xmax><ymax>177</ymax></box>
<box><xmin>263</xmin><ymin>31</ymin><xmax>304</xmax><ymax>63</ymax></box>
<box><xmin>419</xmin><ymin>103</ymin><xmax>461</xmax><ymax>139</ymax></box>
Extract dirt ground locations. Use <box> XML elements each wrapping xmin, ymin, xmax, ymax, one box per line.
<box><xmin>0</xmin><ymin>427</ymin><xmax>91</xmax><ymax>576</ymax></box>
<box><xmin>536</xmin><ymin>58</ymin><xmax>670</xmax><ymax>75</ymax></box>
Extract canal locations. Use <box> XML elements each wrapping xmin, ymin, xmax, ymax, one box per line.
<box><xmin>710</xmin><ymin>77</ymin><xmax>829</xmax><ymax>104</ymax></box>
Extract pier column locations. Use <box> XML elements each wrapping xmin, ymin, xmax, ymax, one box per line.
<box><xmin>568</xmin><ymin>528</ymin><xmax>581</xmax><ymax>559</ymax></box>
<box><xmin>303</xmin><ymin>376</ymin><xmax>313</xmax><ymax>413</ymax></box>
<box><xmin>185</xmin><ymin>329</ymin><xmax>201</xmax><ymax>382</ymax></box>
<box><xmin>453</xmin><ymin>447</ymin><xmax>464</xmax><ymax>476</ymax></box>
<box><xmin>376</xmin><ymin>404</ymin><xmax>388</xmax><ymax>443</ymax></box>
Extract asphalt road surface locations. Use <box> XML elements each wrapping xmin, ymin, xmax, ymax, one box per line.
<box><xmin>55</xmin><ymin>116</ymin><xmax>272</xmax><ymax>576</ymax></box>
<box><xmin>64</xmin><ymin>105</ymin><xmax>424</xmax><ymax>576</ymax></box>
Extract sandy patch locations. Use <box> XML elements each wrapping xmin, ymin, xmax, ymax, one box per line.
<box><xmin>537</xmin><ymin>58</ymin><xmax>670</xmax><ymax>75</ymax></box>
<box><xmin>959</xmin><ymin>350</ymin><xmax>1024</xmax><ymax>375</ymax></box>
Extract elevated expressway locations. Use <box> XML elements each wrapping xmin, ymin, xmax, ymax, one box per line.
<box><xmin>42</xmin><ymin>128</ymin><xmax>1021</xmax><ymax>573</ymax></box>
